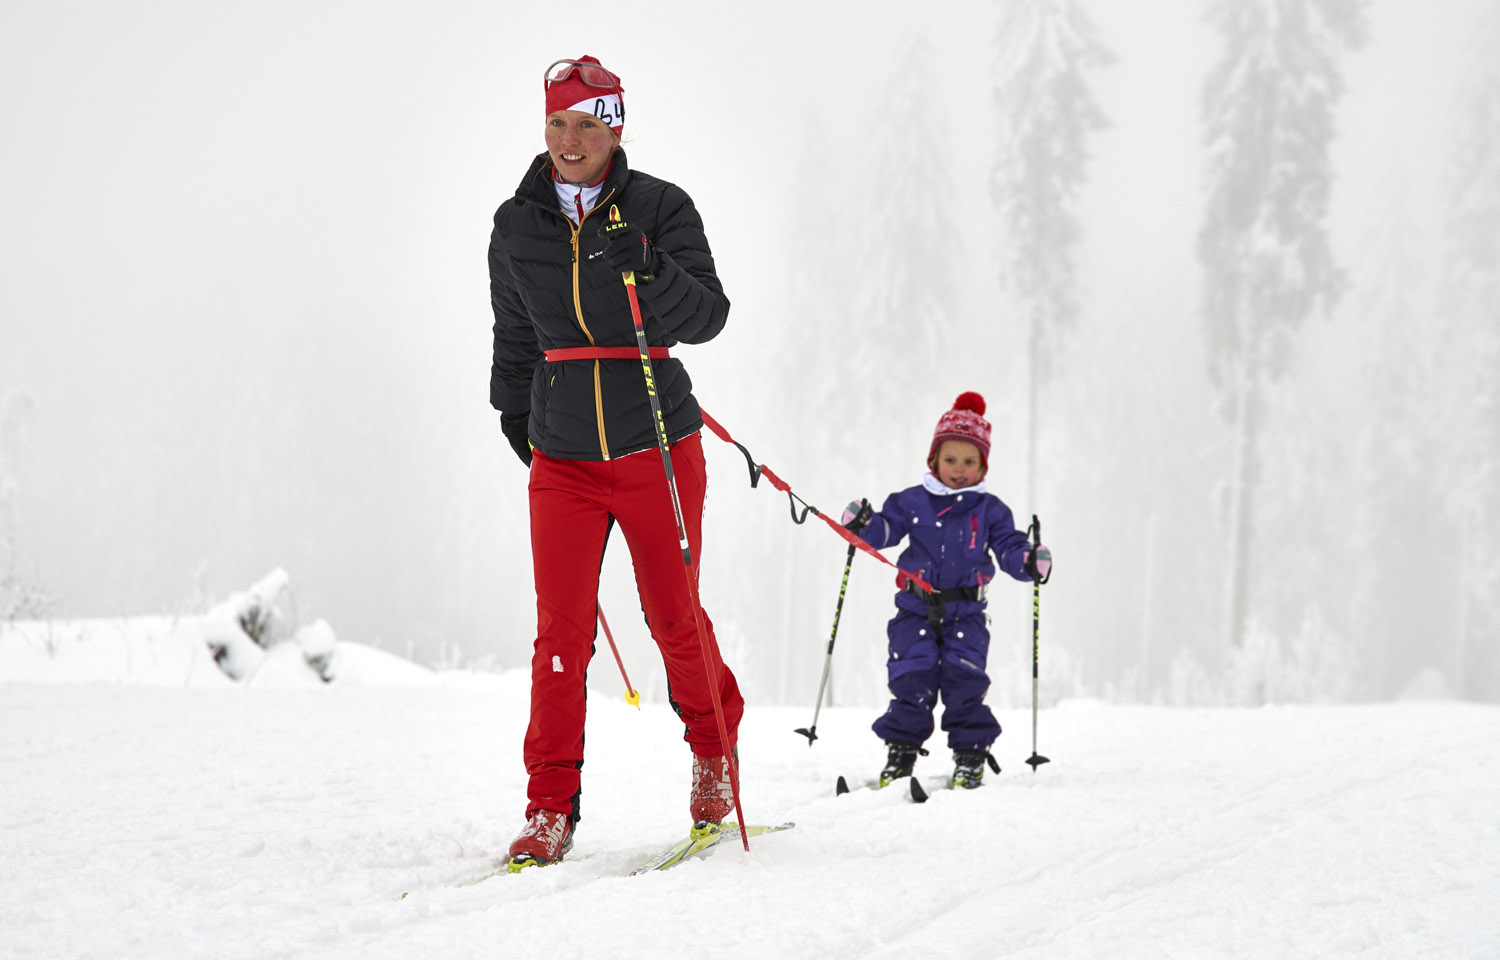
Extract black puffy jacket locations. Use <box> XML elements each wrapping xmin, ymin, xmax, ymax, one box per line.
<box><xmin>488</xmin><ymin>149</ymin><xmax>729</xmax><ymax>461</ymax></box>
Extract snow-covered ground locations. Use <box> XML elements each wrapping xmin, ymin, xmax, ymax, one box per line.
<box><xmin>3</xmin><ymin>618</ymin><xmax>1498</xmax><ymax>960</ymax></box>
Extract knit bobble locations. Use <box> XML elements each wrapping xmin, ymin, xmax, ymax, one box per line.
<box><xmin>953</xmin><ymin>392</ymin><xmax>986</xmax><ymax>416</ymax></box>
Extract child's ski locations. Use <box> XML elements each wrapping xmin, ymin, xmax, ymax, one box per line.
<box><xmin>631</xmin><ymin>821</ymin><xmax>795</xmax><ymax>874</ymax></box>
<box><xmin>910</xmin><ymin>766</ymin><xmax>996</xmax><ymax>802</ymax></box>
<box><xmin>910</xmin><ymin>777</ymin><xmax>948</xmax><ymax>802</ymax></box>
<box><xmin>835</xmin><ymin>775</ymin><xmax>880</xmax><ymax>794</ymax></box>
<box><xmin>835</xmin><ymin>774</ymin><xmax>953</xmax><ymax>799</ymax></box>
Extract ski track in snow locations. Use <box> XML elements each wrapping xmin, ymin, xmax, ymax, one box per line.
<box><xmin>2</xmin><ymin>682</ymin><xmax>1497</xmax><ymax>960</ymax></box>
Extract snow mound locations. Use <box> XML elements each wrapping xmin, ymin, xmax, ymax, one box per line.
<box><xmin>0</xmin><ymin>614</ymin><xmax>450</xmax><ymax>689</ymax></box>
<box><xmin>0</xmin><ymin>617</ymin><xmax>236</xmax><ymax>687</ymax></box>
<box><xmin>324</xmin><ymin>641</ymin><xmax>444</xmax><ymax>687</ymax></box>
<box><xmin>0</xmin><ymin>569</ymin><xmax>452</xmax><ymax>689</ymax></box>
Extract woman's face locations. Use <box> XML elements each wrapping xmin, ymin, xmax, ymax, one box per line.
<box><xmin>545</xmin><ymin>110</ymin><xmax>619</xmax><ymax>186</ymax></box>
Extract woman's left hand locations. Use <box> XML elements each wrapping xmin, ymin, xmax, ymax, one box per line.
<box><xmin>597</xmin><ymin>220</ymin><xmax>657</xmax><ymax>276</ymax></box>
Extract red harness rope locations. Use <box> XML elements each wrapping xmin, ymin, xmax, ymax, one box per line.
<box><xmin>698</xmin><ymin>408</ymin><xmax>934</xmax><ymax>595</ymax></box>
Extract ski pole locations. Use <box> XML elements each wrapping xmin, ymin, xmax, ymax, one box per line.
<box><xmin>610</xmin><ymin>205</ymin><xmax>749</xmax><ymax>847</ymax></box>
<box><xmin>794</xmin><ymin>536</ymin><xmax>859</xmax><ymax>745</ymax></box>
<box><xmin>596</xmin><ymin>603</ymin><xmax>641</xmax><ymax>708</ymax></box>
<box><xmin>1025</xmin><ymin>514</ymin><xmax>1051</xmax><ymax>771</ymax></box>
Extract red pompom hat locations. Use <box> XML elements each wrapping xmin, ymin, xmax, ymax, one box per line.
<box><xmin>927</xmin><ymin>392</ymin><xmax>992</xmax><ymax>472</ymax></box>
<box><xmin>544</xmin><ymin>55</ymin><xmax>625</xmax><ymax>137</ymax></box>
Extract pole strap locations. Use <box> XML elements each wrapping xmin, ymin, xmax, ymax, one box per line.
<box><xmin>1026</xmin><ymin>514</ymin><xmax>1051</xmax><ymax>585</ymax></box>
<box><xmin>698</xmin><ymin>407</ymin><xmax>934</xmax><ymax>596</ymax></box>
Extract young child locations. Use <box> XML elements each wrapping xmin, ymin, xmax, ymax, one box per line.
<box><xmin>842</xmin><ymin>392</ymin><xmax>1052</xmax><ymax>789</ymax></box>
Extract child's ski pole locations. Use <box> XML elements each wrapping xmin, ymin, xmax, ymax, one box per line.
<box><xmin>794</xmin><ymin>539</ymin><xmax>859</xmax><ymax>745</ymax></box>
<box><xmin>596</xmin><ymin>604</ymin><xmax>640</xmax><ymax>707</ymax></box>
<box><xmin>1026</xmin><ymin>514</ymin><xmax>1051</xmax><ymax>771</ymax></box>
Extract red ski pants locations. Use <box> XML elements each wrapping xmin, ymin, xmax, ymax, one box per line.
<box><xmin>523</xmin><ymin>431</ymin><xmax>743</xmax><ymax>820</ymax></box>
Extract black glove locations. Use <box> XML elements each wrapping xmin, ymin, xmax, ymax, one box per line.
<box><xmin>840</xmin><ymin>499</ymin><xmax>873</xmax><ymax>533</ymax></box>
<box><xmin>500</xmin><ymin>414</ymin><xmax>532</xmax><ymax>468</ymax></box>
<box><xmin>597</xmin><ymin>218</ymin><xmax>657</xmax><ymax>277</ymax></box>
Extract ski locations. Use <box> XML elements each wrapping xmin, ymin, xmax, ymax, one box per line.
<box><xmin>399</xmin><ymin>862</ymin><xmax>510</xmax><ymax>898</ymax></box>
<box><xmin>912</xmin><ymin>753</ymin><xmax>1001</xmax><ymax>801</ymax></box>
<box><xmin>631</xmin><ymin>820</ymin><xmax>795</xmax><ymax>874</ymax></box>
<box><xmin>503</xmin><ymin>852</ymin><xmax>555</xmax><ymax>875</ymax></box>
<box><xmin>910</xmin><ymin>777</ymin><xmax>947</xmax><ymax>802</ymax></box>
<box><xmin>835</xmin><ymin>774</ymin><xmax>950</xmax><ymax>799</ymax></box>
<box><xmin>398</xmin><ymin>821</ymin><xmax>795</xmax><ymax>896</ymax></box>
<box><xmin>835</xmin><ymin>775</ymin><xmax>874</xmax><ymax>794</ymax></box>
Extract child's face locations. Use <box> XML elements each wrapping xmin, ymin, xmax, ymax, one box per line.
<box><xmin>932</xmin><ymin>440</ymin><xmax>985</xmax><ymax>489</ymax></box>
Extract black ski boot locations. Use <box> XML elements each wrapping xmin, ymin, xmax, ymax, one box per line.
<box><xmin>879</xmin><ymin>741</ymin><xmax>927</xmax><ymax>787</ymax></box>
<box><xmin>952</xmin><ymin>749</ymin><xmax>1000</xmax><ymax>789</ymax></box>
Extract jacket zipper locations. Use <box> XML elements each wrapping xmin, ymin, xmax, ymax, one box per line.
<box><xmin>558</xmin><ymin>186</ymin><xmax>617</xmax><ymax>459</ymax></box>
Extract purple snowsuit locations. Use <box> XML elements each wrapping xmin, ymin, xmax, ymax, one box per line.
<box><xmin>857</xmin><ymin>478</ymin><xmax>1032</xmax><ymax>752</ymax></box>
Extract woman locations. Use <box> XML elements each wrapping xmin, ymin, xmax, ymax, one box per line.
<box><xmin>487</xmin><ymin>55</ymin><xmax>743</xmax><ymax>869</ymax></box>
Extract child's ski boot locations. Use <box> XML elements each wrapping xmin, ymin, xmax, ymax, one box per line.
<box><xmin>878</xmin><ymin>741</ymin><xmax>927</xmax><ymax>787</ymax></box>
<box><xmin>952</xmin><ymin>749</ymin><xmax>999</xmax><ymax>789</ymax></box>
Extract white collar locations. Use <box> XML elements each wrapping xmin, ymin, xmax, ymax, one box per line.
<box><xmin>554</xmin><ymin>179</ymin><xmax>603</xmax><ymax>225</ymax></box>
<box><xmin>922</xmin><ymin>471</ymin><xmax>987</xmax><ymax>496</ymax></box>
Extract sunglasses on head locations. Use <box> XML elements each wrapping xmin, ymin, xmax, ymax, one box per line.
<box><xmin>544</xmin><ymin>59</ymin><xmax>619</xmax><ymax>91</ymax></box>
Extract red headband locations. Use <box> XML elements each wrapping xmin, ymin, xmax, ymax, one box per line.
<box><xmin>544</xmin><ymin>55</ymin><xmax>625</xmax><ymax>136</ymax></box>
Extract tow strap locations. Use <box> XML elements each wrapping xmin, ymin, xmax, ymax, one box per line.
<box><xmin>698</xmin><ymin>408</ymin><xmax>934</xmax><ymax>596</ymax></box>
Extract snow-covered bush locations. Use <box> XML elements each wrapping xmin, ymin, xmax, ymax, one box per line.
<box><xmin>0</xmin><ymin>569</ymin><xmax>445</xmax><ymax>687</ymax></box>
<box><xmin>1</xmin><ymin>542</ymin><xmax>55</xmax><ymax>621</ymax></box>
<box><xmin>1226</xmin><ymin>610</ymin><xmax>1357</xmax><ymax>705</ymax></box>
<box><xmin>1167</xmin><ymin>607</ymin><xmax>1359</xmax><ymax>706</ymax></box>
<box><xmin>210</xmin><ymin>568</ymin><xmax>293</xmax><ymax>649</ymax></box>
<box><xmin>990</xmin><ymin>639</ymin><xmax>1087</xmax><ymax>709</ymax></box>
<box><xmin>297</xmin><ymin>619</ymin><xmax>339</xmax><ymax>682</ymax></box>
<box><xmin>1166</xmin><ymin>647</ymin><xmax>1228</xmax><ymax>707</ymax></box>
<box><xmin>0</xmin><ymin>389</ymin><xmax>52</xmax><ymax>621</ymax></box>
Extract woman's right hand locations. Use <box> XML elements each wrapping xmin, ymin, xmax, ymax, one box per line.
<box><xmin>597</xmin><ymin>219</ymin><xmax>656</xmax><ymax>277</ymax></box>
<box><xmin>500</xmin><ymin>415</ymin><xmax>533</xmax><ymax>467</ymax></box>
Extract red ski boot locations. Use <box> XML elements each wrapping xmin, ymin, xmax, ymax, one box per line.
<box><xmin>506</xmin><ymin>809</ymin><xmax>574</xmax><ymax>872</ymax></box>
<box><xmin>690</xmin><ymin>751</ymin><xmax>736</xmax><ymax>824</ymax></box>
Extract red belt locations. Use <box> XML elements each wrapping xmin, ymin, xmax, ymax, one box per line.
<box><xmin>544</xmin><ymin>346</ymin><xmax>671</xmax><ymax>361</ymax></box>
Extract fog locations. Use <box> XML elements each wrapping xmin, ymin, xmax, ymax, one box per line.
<box><xmin>3</xmin><ymin>0</ymin><xmax>1496</xmax><ymax>705</ymax></box>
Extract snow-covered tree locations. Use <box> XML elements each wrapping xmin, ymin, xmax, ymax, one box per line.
<box><xmin>991</xmin><ymin>0</ymin><xmax>1111</xmax><ymax>500</ymax></box>
<box><xmin>1197</xmin><ymin>0</ymin><xmax>1367</xmax><ymax>651</ymax></box>
<box><xmin>0</xmin><ymin>388</ymin><xmax>52</xmax><ymax>620</ymax></box>
<box><xmin>849</xmin><ymin>32</ymin><xmax>963</xmax><ymax>442</ymax></box>
<box><xmin>1439</xmin><ymin>7</ymin><xmax>1500</xmax><ymax>699</ymax></box>
<box><xmin>1339</xmin><ymin>185</ymin><xmax>1437</xmax><ymax>697</ymax></box>
<box><xmin>736</xmin><ymin>34</ymin><xmax>972</xmax><ymax>709</ymax></box>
